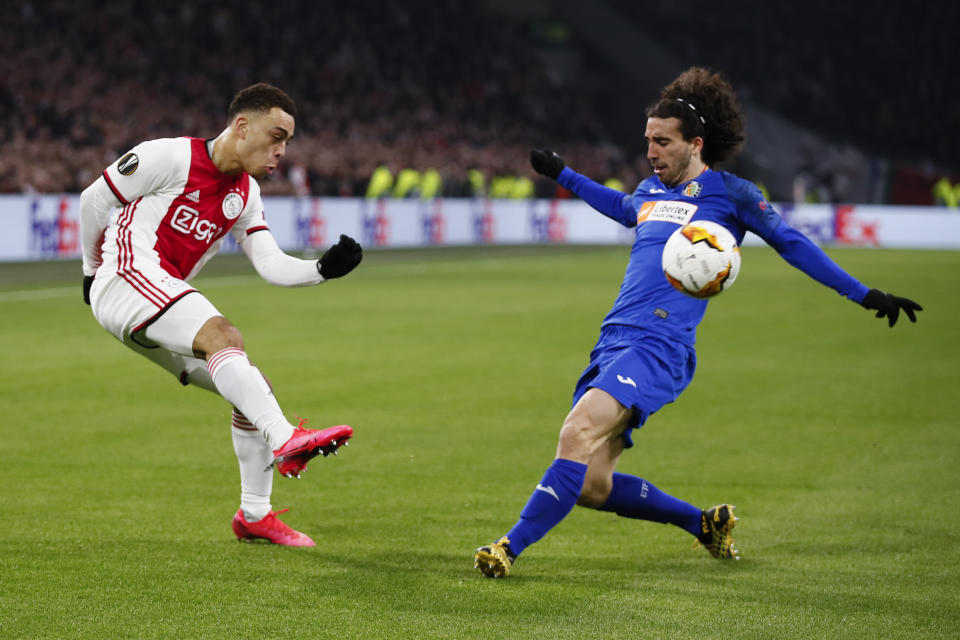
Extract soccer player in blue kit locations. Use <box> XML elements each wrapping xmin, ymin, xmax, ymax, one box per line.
<box><xmin>474</xmin><ymin>67</ymin><xmax>922</xmax><ymax>577</ymax></box>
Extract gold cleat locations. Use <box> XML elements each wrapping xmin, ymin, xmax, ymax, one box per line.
<box><xmin>695</xmin><ymin>504</ymin><xmax>740</xmax><ymax>559</ymax></box>
<box><xmin>474</xmin><ymin>536</ymin><xmax>516</xmax><ymax>578</ymax></box>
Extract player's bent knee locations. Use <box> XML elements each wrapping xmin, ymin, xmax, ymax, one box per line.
<box><xmin>557</xmin><ymin>419</ymin><xmax>599</xmax><ymax>461</ymax></box>
<box><xmin>193</xmin><ymin>316</ymin><xmax>244</xmax><ymax>359</ymax></box>
<box><xmin>577</xmin><ymin>476</ymin><xmax>613</xmax><ymax>508</ymax></box>
<box><xmin>221</xmin><ymin>324</ymin><xmax>244</xmax><ymax>349</ymax></box>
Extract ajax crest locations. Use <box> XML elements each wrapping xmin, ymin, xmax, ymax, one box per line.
<box><xmin>222</xmin><ymin>192</ymin><xmax>244</xmax><ymax>219</ymax></box>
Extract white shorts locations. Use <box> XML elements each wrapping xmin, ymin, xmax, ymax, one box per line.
<box><xmin>90</xmin><ymin>266</ymin><xmax>221</xmax><ymax>390</ymax></box>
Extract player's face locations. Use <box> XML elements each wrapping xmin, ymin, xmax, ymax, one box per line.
<box><xmin>236</xmin><ymin>107</ymin><xmax>295</xmax><ymax>179</ymax></box>
<box><xmin>645</xmin><ymin>117</ymin><xmax>702</xmax><ymax>187</ymax></box>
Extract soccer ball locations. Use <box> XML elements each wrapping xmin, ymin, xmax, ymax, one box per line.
<box><xmin>661</xmin><ymin>220</ymin><xmax>741</xmax><ymax>298</ymax></box>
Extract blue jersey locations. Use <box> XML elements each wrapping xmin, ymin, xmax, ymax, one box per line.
<box><xmin>558</xmin><ymin>167</ymin><xmax>869</xmax><ymax>346</ymax></box>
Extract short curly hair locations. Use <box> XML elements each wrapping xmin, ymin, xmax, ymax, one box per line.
<box><xmin>228</xmin><ymin>83</ymin><xmax>297</xmax><ymax>121</ymax></box>
<box><xmin>646</xmin><ymin>67</ymin><xmax>745</xmax><ymax>166</ymax></box>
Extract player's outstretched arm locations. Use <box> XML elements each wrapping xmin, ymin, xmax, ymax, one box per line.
<box><xmin>530</xmin><ymin>148</ymin><xmax>636</xmax><ymax>227</ymax></box>
<box><xmin>242</xmin><ymin>231</ymin><xmax>362</xmax><ymax>286</ymax></box>
<box><xmin>734</xmin><ymin>174</ymin><xmax>922</xmax><ymax>329</ymax></box>
<box><xmin>859</xmin><ymin>289</ymin><xmax>923</xmax><ymax>327</ymax></box>
<box><xmin>759</xmin><ymin>223</ymin><xmax>923</xmax><ymax>329</ymax></box>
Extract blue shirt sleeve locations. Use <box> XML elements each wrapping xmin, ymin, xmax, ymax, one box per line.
<box><xmin>723</xmin><ymin>173</ymin><xmax>869</xmax><ymax>304</ymax></box>
<box><xmin>556</xmin><ymin>167</ymin><xmax>637</xmax><ymax>227</ymax></box>
<box><xmin>762</xmin><ymin>222</ymin><xmax>870</xmax><ymax>303</ymax></box>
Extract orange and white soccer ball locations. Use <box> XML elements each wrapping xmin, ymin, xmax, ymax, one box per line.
<box><xmin>661</xmin><ymin>220</ymin><xmax>741</xmax><ymax>298</ymax></box>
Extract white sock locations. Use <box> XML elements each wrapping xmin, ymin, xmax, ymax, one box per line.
<box><xmin>207</xmin><ymin>348</ymin><xmax>294</xmax><ymax>450</ymax></box>
<box><xmin>232</xmin><ymin>410</ymin><xmax>273</xmax><ymax>522</ymax></box>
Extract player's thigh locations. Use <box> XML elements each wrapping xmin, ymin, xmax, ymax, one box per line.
<box><xmin>557</xmin><ymin>387</ymin><xmax>633</xmax><ymax>462</ymax></box>
<box><xmin>90</xmin><ymin>267</ymin><xmax>198</xmax><ymax>347</ymax></box>
<box><xmin>139</xmin><ymin>292</ymin><xmax>224</xmax><ymax>357</ymax></box>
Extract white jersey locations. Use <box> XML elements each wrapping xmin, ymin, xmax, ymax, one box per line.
<box><xmin>99</xmin><ymin>136</ymin><xmax>267</xmax><ymax>286</ymax></box>
<box><xmin>81</xmin><ymin>134</ymin><xmax>324</xmax><ymax>347</ymax></box>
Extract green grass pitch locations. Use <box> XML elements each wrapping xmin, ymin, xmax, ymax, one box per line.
<box><xmin>0</xmin><ymin>245</ymin><xmax>958</xmax><ymax>639</ymax></box>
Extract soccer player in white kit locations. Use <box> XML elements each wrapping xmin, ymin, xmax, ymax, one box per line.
<box><xmin>79</xmin><ymin>84</ymin><xmax>363</xmax><ymax>546</ymax></box>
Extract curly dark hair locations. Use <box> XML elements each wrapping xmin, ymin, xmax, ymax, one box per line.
<box><xmin>228</xmin><ymin>83</ymin><xmax>298</xmax><ymax>121</ymax></box>
<box><xmin>646</xmin><ymin>67</ymin><xmax>745</xmax><ymax>166</ymax></box>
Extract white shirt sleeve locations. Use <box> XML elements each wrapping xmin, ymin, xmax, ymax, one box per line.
<box><xmin>79</xmin><ymin>175</ymin><xmax>121</xmax><ymax>276</ymax></box>
<box><xmin>230</xmin><ymin>177</ymin><xmax>270</xmax><ymax>242</ymax></box>
<box><xmin>240</xmin><ymin>229</ymin><xmax>326</xmax><ymax>287</ymax></box>
<box><xmin>80</xmin><ymin>138</ymin><xmax>188</xmax><ymax>276</ymax></box>
<box><xmin>102</xmin><ymin>138</ymin><xmax>187</xmax><ymax>205</ymax></box>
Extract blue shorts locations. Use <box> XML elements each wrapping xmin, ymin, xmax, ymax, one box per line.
<box><xmin>572</xmin><ymin>325</ymin><xmax>696</xmax><ymax>448</ymax></box>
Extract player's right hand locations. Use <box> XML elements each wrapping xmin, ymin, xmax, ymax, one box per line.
<box><xmin>317</xmin><ymin>234</ymin><xmax>363</xmax><ymax>279</ymax></box>
<box><xmin>82</xmin><ymin>275</ymin><xmax>94</xmax><ymax>305</ymax></box>
<box><xmin>859</xmin><ymin>288</ymin><xmax>922</xmax><ymax>327</ymax></box>
<box><xmin>530</xmin><ymin>148</ymin><xmax>565</xmax><ymax>180</ymax></box>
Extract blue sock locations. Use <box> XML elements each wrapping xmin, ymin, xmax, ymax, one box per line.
<box><xmin>505</xmin><ymin>458</ymin><xmax>587</xmax><ymax>556</ymax></box>
<box><xmin>598</xmin><ymin>472</ymin><xmax>702</xmax><ymax>535</ymax></box>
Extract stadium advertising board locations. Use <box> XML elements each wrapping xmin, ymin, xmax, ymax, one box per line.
<box><xmin>3</xmin><ymin>195</ymin><xmax>958</xmax><ymax>261</ymax></box>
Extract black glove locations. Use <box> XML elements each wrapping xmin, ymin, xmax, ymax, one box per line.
<box><xmin>859</xmin><ymin>288</ymin><xmax>922</xmax><ymax>327</ymax></box>
<box><xmin>530</xmin><ymin>148</ymin><xmax>565</xmax><ymax>180</ymax></box>
<box><xmin>317</xmin><ymin>234</ymin><xmax>363</xmax><ymax>279</ymax></box>
<box><xmin>83</xmin><ymin>275</ymin><xmax>94</xmax><ymax>305</ymax></box>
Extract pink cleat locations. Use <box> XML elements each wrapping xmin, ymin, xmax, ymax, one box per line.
<box><xmin>232</xmin><ymin>508</ymin><xmax>315</xmax><ymax>547</ymax></box>
<box><xmin>271</xmin><ymin>420</ymin><xmax>353</xmax><ymax>478</ymax></box>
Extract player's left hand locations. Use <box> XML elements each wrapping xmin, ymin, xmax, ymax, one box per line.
<box><xmin>82</xmin><ymin>275</ymin><xmax>94</xmax><ymax>305</ymax></box>
<box><xmin>318</xmin><ymin>234</ymin><xmax>363</xmax><ymax>279</ymax></box>
<box><xmin>859</xmin><ymin>288</ymin><xmax>922</xmax><ymax>327</ymax></box>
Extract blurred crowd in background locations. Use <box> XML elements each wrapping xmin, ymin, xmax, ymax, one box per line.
<box><xmin>610</xmin><ymin>0</ymin><xmax>958</xmax><ymax>207</ymax></box>
<box><xmin>1</xmin><ymin>0</ymin><xmax>955</xmax><ymax>204</ymax></box>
